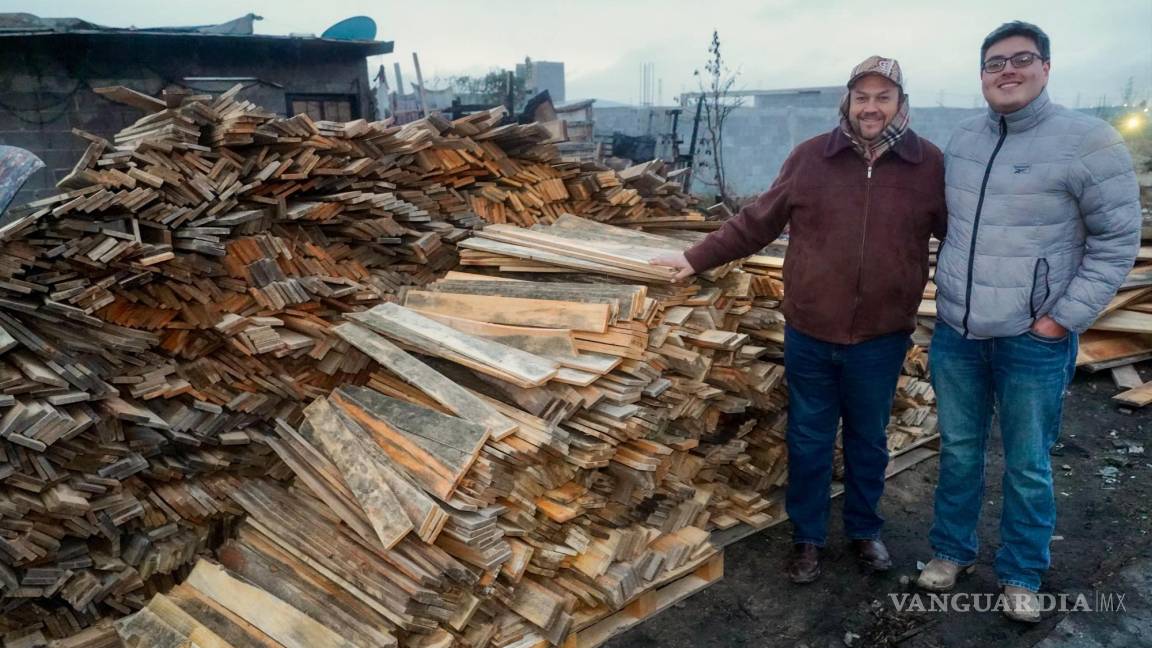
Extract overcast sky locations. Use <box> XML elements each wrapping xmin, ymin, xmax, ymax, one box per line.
<box><xmin>11</xmin><ymin>0</ymin><xmax>1152</xmax><ymax>108</ymax></box>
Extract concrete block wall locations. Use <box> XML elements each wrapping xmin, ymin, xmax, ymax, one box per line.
<box><xmin>594</xmin><ymin>103</ymin><xmax>988</xmax><ymax>198</ymax></box>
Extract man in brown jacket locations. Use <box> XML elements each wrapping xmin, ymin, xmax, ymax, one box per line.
<box><xmin>653</xmin><ymin>56</ymin><xmax>946</xmax><ymax>583</ymax></box>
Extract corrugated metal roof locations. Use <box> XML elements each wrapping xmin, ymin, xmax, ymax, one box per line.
<box><xmin>0</xmin><ymin>12</ymin><xmax>393</xmax><ymax>55</ymax></box>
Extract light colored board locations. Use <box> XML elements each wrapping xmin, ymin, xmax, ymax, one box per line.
<box><xmin>1121</xmin><ymin>267</ymin><xmax>1152</xmax><ymax>290</ymax></box>
<box><xmin>1092</xmin><ymin>309</ymin><xmax>1152</xmax><ymax>334</ymax></box>
<box><xmin>1077</xmin><ymin>331</ymin><xmax>1152</xmax><ymax>369</ymax></box>
<box><xmin>403</xmin><ymin>290</ymin><xmax>612</xmax><ymax>333</ymax></box>
<box><xmin>347</xmin><ymin>304</ymin><xmax>559</xmax><ymax>388</ymax></box>
<box><xmin>334</xmin><ymin>321</ymin><xmax>518</xmax><ymax>439</ymax></box>
<box><xmin>478</xmin><ymin>224</ymin><xmax>679</xmax><ymax>275</ymax></box>
<box><xmin>1111</xmin><ymin>365</ymin><xmax>1145</xmax><ymax>390</ymax></box>
<box><xmin>427</xmin><ymin>279</ymin><xmax>645</xmax><ymax>319</ymax></box>
<box><xmin>460</xmin><ymin>237</ymin><xmax>673</xmax><ymax>282</ymax></box>
<box><xmin>1114</xmin><ymin>381</ymin><xmax>1152</xmax><ymax>408</ymax></box>
<box><xmin>1102</xmin><ymin>286</ymin><xmax>1152</xmax><ymax>316</ymax></box>
<box><xmin>411</xmin><ymin>311</ymin><xmax>621</xmax><ymax>375</ymax></box>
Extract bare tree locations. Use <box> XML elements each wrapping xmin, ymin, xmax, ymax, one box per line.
<box><xmin>693</xmin><ymin>30</ymin><xmax>743</xmax><ymax>209</ymax></box>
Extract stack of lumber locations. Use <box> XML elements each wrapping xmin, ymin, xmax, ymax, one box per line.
<box><xmin>104</xmin><ymin>212</ymin><xmax>791</xmax><ymax>647</ymax></box>
<box><xmin>0</xmin><ymin>85</ymin><xmax>937</xmax><ymax>648</ymax></box>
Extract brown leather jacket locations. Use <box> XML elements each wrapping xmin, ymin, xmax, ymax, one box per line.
<box><xmin>685</xmin><ymin>127</ymin><xmax>946</xmax><ymax>344</ymax></box>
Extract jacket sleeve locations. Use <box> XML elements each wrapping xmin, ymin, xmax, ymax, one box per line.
<box><xmin>683</xmin><ymin>150</ymin><xmax>798</xmax><ymax>272</ymax></box>
<box><xmin>1049</xmin><ymin>123</ymin><xmax>1142</xmax><ymax>333</ymax></box>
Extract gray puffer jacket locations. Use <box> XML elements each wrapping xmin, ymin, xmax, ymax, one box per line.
<box><xmin>936</xmin><ymin>89</ymin><xmax>1141</xmax><ymax>339</ymax></box>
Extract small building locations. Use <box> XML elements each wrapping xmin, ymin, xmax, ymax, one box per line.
<box><xmin>0</xmin><ymin>13</ymin><xmax>393</xmax><ymax>205</ymax></box>
<box><xmin>516</xmin><ymin>60</ymin><xmax>565</xmax><ymax>104</ymax></box>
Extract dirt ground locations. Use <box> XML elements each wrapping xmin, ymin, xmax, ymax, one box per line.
<box><xmin>606</xmin><ymin>364</ymin><xmax>1152</xmax><ymax>648</ymax></box>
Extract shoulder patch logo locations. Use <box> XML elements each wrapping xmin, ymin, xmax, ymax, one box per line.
<box><xmin>1013</xmin><ymin>164</ymin><xmax>1032</xmax><ymax>174</ymax></box>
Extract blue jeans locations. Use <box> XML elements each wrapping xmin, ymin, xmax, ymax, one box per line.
<box><xmin>928</xmin><ymin>321</ymin><xmax>1078</xmax><ymax>592</ymax></box>
<box><xmin>784</xmin><ymin>325</ymin><xmax>910</xmax><ymax>546</ymax></box>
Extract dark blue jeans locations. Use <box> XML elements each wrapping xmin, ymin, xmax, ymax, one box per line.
<box><xmin>784</xmin><ymin>325</ymin><xmax>910</xmax><ymax>546</ymax></box>
<box><xmin>928</xmin><ymin>321</ymin><xmax>1077</xmax><ymax>592</ymax></box>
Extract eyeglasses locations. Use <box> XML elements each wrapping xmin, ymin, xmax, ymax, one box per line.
<box><xmin>982</xmin><ymin>51</ymin><xmax>1045</xmax><ymax>74</ymax></box>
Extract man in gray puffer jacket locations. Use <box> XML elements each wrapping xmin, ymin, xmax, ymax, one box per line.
<box><xmin>917</xmin><ymin>21</ymin><xmax>1141</xmax><ymax>622</ymax></box>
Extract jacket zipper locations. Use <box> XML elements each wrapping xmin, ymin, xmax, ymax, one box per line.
<box><xmin>848</xmin><ymin>162</ymin><xmax>874</xmax><ymax>342</ymax></box>
<box><xmin>960</xmin><ymin>117</ymin><xmax>1008</xmax><ymax>337</ymax></box>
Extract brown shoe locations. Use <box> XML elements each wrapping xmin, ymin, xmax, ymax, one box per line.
<box><xmin>851</xmin><ymin>539</ymin><xmax>892</xmax><ymax>571</ymax></box>
<box><xmin>787</xmin><ymin>543</ymin><xmax>821</xmax><ymax>583</ymax></box>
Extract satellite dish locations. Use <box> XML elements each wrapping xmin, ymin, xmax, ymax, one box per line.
<box><xmin>321</xmin><ymin>16</ymin><xmax>377</xmax><ymax>41</ymax></box>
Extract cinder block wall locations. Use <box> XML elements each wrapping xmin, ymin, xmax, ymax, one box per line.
<box><xmin>595</xmin><ymin>104</ymin><xmax>986</xmax><ymax>198</ymax></box>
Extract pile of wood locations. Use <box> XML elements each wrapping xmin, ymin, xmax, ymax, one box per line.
<box><xmin>0</xmin><ymin>85</ymin><xmax>938</xmax><ymax>648</ymax></box>
<box><xmin>104</xmin><ymin>214</ymin><xmax>786</xmax><ymax>647</ymax></box>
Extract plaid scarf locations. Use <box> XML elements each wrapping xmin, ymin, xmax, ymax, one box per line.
<box><xmin>838</xmin><ymin>95</ymin><xmax>910</xmax><ymax>164</ymax></box>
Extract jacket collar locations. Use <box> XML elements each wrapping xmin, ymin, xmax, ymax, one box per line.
<box><xmin>823</xmin><ymin>125</ymin><xmax>924</xmax><ymax>164</ymax></box>
<box><xmin>986</xmin><ymin>88</ymin><xmax>1053</xmax><ymax>132</ymax></box>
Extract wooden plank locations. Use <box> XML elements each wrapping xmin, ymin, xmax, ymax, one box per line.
<box><xmin>301</xmin><ymin>399</ymin><xmax>412</xmax><ymax>549</ymax></box>
<box><xmin>403</xmin><ymin>290</ymin><xmax>612</xmax><ymax>333</ymax></box>
<box><xmin>183</xmin><ymin>561</ymin><xmax>360</xmax><ymax>648</ymax></box>
<box><xmin>427</xmin><ymin>279</ymin><xmax>645</xmax><ymax>319</ymax></box>
<box><xmin>93</xmin><ymin>86</ymin><xmax>167</xmax><ymax>113</ymax></box>
<box><xmin>334</xmin><ymin>322</ymin><xmax>518</xmax><ymax>439</ymax></box>
<box><xmin>1092</xmin><ymin>310</ymin><xmax>1152</xmax><ymax>334</ymax></box>
<box><xmin>410</xmin><ymin>310</ymin><xmax>622</xmax><ymax>375</ymax></box>
<box><xmin>347</xmin><ymin>304</ymin><xmax>559</xmax><ymax>388</ymax></box>
<box><xmin>1111</xmin><ymin>365</ymin><xmax>1145</xmax><ymax>390</ymax></box>
<box><xmin>115</xmin><ymin>601</ymin><xmax>234</xmax><ymax>648</ymax></box>
<box><xmin>459</xmin><ymin>237</ymin><xmax>674</xmax><ymax>282</ymax></box>
<box><xmin>477</xmin><ymin>224</ymin><xmax>679</xmax><ymax>276</ymax></box>
<box><xmin>1121</xmin><ymin>266</ymin><xmax>1152</xmax><ymax>290</ymax></box>
<box><xmin>331</xmin><ymin>385</ymin><xmax>489</xmax><ymax>501</ymax></box>
<box><xmin>217</xmin><ymin>536</ymin><xmax>398</xmax><ymax>648</ymax></box>
<box><xmin>139</xmin><ymin>593</ymin><xmax>236</xmax><ymax>648</ymax></box>
<box><xmin>1077</xmin><ymin>331</ymin><xmax>1152</xmax><ymax>370</ymax></box>
<box><xmin>1101</xmin><ymin>286</ymin><xmax>1152</xmax><ymax>316</ymax></box>
<box><xmin>1114</xmin><ymin>381</ymin><xmax>1152</xmax><ymax>408</ymax></box>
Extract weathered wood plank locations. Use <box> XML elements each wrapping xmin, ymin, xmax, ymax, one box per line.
<box><xmin>333</xmin><ymin>322</ymin><xmax>517</xmax><ymax>439</ymax></box>
<box><xmin>403</xmin><ymin>290</ymin><xmax>612</xmax><ymax>333</ymax></box>
<box><xmin>302</xmin><ymin>399</ymin><xmax>412</xmax><ymax>549</ymax></box>
<box><xmin>184</xmin><ymin>561</ymin><xmax>360</xmax><ymax>648</ymax></box>
<box><xmin>331</xmin><ymin>385</ymin><xmax>489</xmax><ymax>501</ymax></box>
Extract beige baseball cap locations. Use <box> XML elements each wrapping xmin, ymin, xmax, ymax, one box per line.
<box><xmin>847</xmin><ymin>55</ymin><xmax>904</xmax><ymax>89</ymax></box>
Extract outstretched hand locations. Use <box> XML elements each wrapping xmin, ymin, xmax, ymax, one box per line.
<box><xmin>649</xmin><ymin>252</ymin><xmax>696</xmax><ymax>283</ymax></box>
